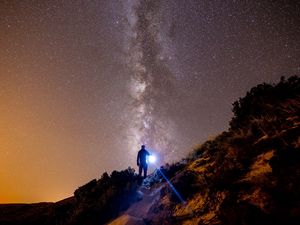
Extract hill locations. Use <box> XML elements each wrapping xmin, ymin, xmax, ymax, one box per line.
<box><xmin>0</xmin><ymin>75</ymin><xmax>299</xmax><ymax>225</ymax></box>
<box><xmin>141</xmin><ymin>75</ymin><xmax>300</xmax><ymax>224</ymax></box>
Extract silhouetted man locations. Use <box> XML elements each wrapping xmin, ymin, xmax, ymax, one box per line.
<box><xmin>137</xmin><ymin>145</ymin><xmax>150</xmax><ymax>178</ymax></box>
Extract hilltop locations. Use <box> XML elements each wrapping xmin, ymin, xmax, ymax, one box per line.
<box><xmin>0</xmin><ymin>76</ymin><xmax>299</xmax><ymax>225</ymax></box>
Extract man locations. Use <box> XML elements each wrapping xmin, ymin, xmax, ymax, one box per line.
<box><xmin>137</xmin><ymin>145</ymin><xmax>150</xmax><ymax>178</ymax></box>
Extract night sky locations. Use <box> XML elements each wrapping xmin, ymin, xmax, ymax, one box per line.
<box><xmin>1</xmin><ymin>0</ymin><xmax>299</xmax><ymax>203</ymax></box>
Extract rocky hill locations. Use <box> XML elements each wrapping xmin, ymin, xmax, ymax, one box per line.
<box><xmin>142</xmin><ymin>76</ymin><xmax>300</xmax><ymax>225</ymax></box>
<box><xmin>0</xmin><ymin>76</ymin><xmax>299</xmax><ymax>225</ymax></box>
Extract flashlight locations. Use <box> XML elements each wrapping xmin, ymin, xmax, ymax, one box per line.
<box><xmin>148</xmin><ymin>155</ymin><xmax>156</xmax><ymax>164</ymax></box>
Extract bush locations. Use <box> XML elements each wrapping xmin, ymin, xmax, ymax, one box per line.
<box><xmin>230</xmin><ymin>76</ymin><xmax>300</xmax><ymax>130</ymax></box>
<box><xmin>69</xmin><ymin>167</ymin><xmax>139</xmax><ymax>225</ymax></box>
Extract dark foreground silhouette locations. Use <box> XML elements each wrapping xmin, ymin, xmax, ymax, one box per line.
<box><xmin>137</xmin><ymin>145</ymin><xmax>150</xmax><ymax>178</ymax></box>
<box><xmin>0</xmin><ymin>76</ymin><xmax>299</xmax><ymax>225</ymax></box>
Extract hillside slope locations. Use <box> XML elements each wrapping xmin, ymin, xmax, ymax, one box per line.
<box><xmin>0</xmin><ymin>76</ymin><xmax>299</xmax><ymax>225</ymax></box>
<box><xmin>143</xmin><ymin>76</ymin><xmax>300</xmax><ymax>225</ymax></box>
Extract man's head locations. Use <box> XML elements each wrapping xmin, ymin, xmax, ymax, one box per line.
<box><xmin>141</xmin><ymin>145</ymin><xmax>145</xmax><ymax>149</ymax></box>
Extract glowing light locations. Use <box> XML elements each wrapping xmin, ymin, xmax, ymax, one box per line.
<box><xmin>157</xmin><ymin>168</ymin><xmax>186</xmax><ymax>204</ymax></box>
<box><xmin>148</xmin><ymin>155</ymin><xmax>156</xmax><ymax>163</ymax></box>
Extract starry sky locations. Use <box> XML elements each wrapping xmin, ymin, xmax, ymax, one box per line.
<box><xmin>0</xmin><ymin>0</ymin><xmax>299</xmax><ymax>203</ymax></box>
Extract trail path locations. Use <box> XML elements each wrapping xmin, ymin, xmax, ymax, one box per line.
<box><xmin>108</xmin><ymin>185</ymin><xmax>162</xmax><ymax>225</ymax></box>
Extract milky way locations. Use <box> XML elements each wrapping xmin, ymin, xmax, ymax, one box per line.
<box><xmin>124</xmin><ymin>0</ymin><xmax>179</xmax><ymax>163</ymax></box>
<box><xmin>0</xmin><ymin>0</ymin><xmax>299</xmax><ymax>202</ymax></box>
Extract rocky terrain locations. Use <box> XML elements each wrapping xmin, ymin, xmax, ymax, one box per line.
<box><xmin>1</xmin><ymin>76</ymin><xmax>299</xmax><ymax>225</ymax></box>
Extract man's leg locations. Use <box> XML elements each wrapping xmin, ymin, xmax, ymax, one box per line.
<box><xmin>139</xmin><ymin>165</ymin><xmax>143</xmax><ymax>177</ymax></box>
<box><xmin>144</xmin><ymin>165</ymin><xmax>148</xmax><ymax>178</ymax></box>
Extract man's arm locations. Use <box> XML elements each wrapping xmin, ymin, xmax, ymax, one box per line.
<box><xmin>137</xmin><ymin>151</ymin><xmax>140</xmax><ymax>166</ymax></box>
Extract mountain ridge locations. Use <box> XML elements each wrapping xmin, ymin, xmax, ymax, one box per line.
<box><xmin>1</xmin><ymin>75</ymin><xmax>299</xmax><ymax>225</ymax></box>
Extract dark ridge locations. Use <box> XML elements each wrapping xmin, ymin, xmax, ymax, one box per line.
<box><xmin>1</xmin><ymin>75</ymin><xmax>299</xmax><ymax>225</ymax></box>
